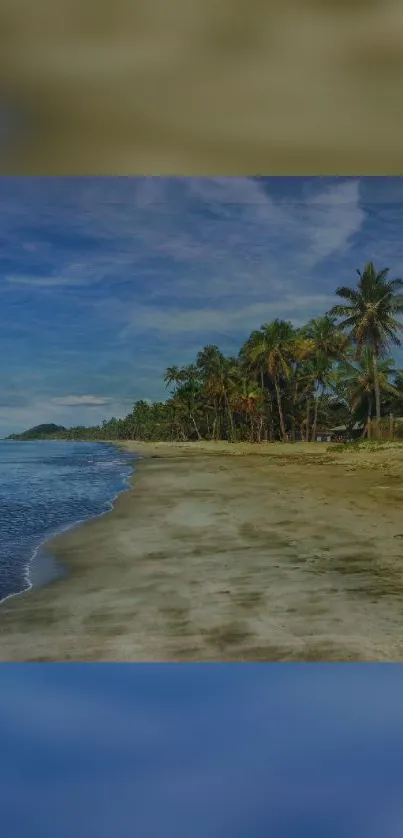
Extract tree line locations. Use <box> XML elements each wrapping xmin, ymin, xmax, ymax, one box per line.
<box><xmin>8</xmin><ymin>263</ymin><xmax>403</xmax><ymax>444</ymax></box>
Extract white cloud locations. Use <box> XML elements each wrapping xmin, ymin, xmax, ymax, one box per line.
<box><xmin>51</xmin><ymin>395</ymin><xmax>112</xmax><ymax>406</ymax></box>
<box><xmin>136</xmin><ymin>177</ymin><xmax>364</xmax><ymax>275</ymax></box>
<box><xmin>115</xmin><ymin>293</ymin><xmax>336</xmax><ymax>338</ymax></box>
<box><xmin>300</xmin><ymin>179</ymin><xmax>365</xmax><ymax>267</ymax></box>
<box><xmin>5</xmin><ymin>275</ymin><xmax>86</xmax><ymax>287</ymax></box>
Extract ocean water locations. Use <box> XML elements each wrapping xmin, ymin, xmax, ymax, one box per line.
<box><xmin>0</xmin><ymin>440</ymin><xmax>136</xmax><ymax>604</ymax></box>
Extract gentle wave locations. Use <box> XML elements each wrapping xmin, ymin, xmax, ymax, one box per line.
<box><xmin>0</xmin><ymin>441</ymin><xmax>139</xmax><ymax>604</ymax></box>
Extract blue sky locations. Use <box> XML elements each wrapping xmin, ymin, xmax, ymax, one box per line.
<box><xmin>2</xmin><ymin>176</ymin><xmax>403</xmax><ymax>435</ymax></box>
<box><xmin>1</xmin><ymin>664</ymin><xmax>403</xmax><ymax>837</ymax></box>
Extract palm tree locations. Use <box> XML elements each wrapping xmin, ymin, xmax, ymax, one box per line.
<box><xmin>196</xmin><ymin>345</ymin><xmax>237</xmax><ymax>441</ymax></box>
<box><xmin>382</xmin><ymin>369</ymin><xmax>403</xmax><ymax>418</ymax></box>
<box><xmin>286</xmin><ymin>330</ymin><xmax>316</xmax><ymax>442</ymax></box>
<box><xmin>328</xmin><ymin>262</ymin><xmax>403</xmax><ymax>437</ymax></box>
<box><xmin>301</xmin><ymin>315</ymin><xmax>349</xmax><ymax>441</ymax></box>
<box><xmin>219</xmin><ymin>356</ymin><xmax>239</xmax><ymax>442</ymax></box>
<box><xmin>196</xmin><ymin>345</ymin><xmax>225</xmax><ymax>439</ymax></box>
<box><xmin>164</xmin><ymin>364</ymin><xmax>204</xmax><ymax>439</ymax></box>
<box><xmin>333</xmin><ymin>348</ymin><xmax>399</xmax><ymax>437</ymax></box>
<box><xmin>228</xmin><ymin>371</ymin><xmax>265</xmax><ymax>441</ymax></box>
<box><xmin>163</xmin><ymin>365</ymin><xmax>186</xmax><ymax>392</ymax></box>
<box><xmin>165</xmin><ymin>397</ymin><xmax>187</xmax><ymax>440</ymax></box>
<box><xmin>241</xmin><ymin>320</ymin><xmax>296</xmax><ymax>441</ymax></box>
<box><xmin>239</xmin><ymin>337</ymin><xmax>274</xmax><ymax>441</ymax></box>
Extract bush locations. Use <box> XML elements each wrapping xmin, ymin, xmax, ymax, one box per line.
<box><xmin>327</xmin><ymin>438</ymin><xmax>401</xmax><ymax>453</ymax></box>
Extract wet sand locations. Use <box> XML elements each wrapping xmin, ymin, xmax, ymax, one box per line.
<box><xmin>2</xmin><ymin>440</ymin><xmax>403</xmax><ymax>661</ymax></box>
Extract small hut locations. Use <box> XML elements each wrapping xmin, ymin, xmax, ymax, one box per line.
<box><xmin>313</xmin><ymin>427</ymin><xmax>334</xmax><ymax>443</ymax></box>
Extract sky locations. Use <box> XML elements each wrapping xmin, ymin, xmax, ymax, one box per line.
<box><xmin>2</xmin><ymin>175</ymin><xmax>403</xmax><ymax>436</ymax></box>
<box><xmin>1</xmin><ymin>663</ymin><xmax>403</xmax><ymax>837</ymax></box>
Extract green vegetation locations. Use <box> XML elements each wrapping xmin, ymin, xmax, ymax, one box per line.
<box><xmin>7</xmin><ymin>263</ymin><xmax>403</xmax><ymax>444</ymax></box>
<box><xmin>328</xmin><ymin>262</ymin><xmax>403</xmax><ymax>436</ymax></box>
<box><xmin>7</xmin><ymin>423</ymin><xmax>67</xmax><ymax>440</ymax></box>
<box><xmin>330</xmin><ymin>437</ymin><xmax>403</xmax><ymax>454</ymax></box>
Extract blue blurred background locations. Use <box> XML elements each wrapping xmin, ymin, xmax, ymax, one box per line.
<box><xmin>1</xmin><ymin>664</ymin><xmax>402</xmax><ymax>837</ymax></box>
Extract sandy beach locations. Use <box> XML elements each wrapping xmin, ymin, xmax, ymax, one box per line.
<box><xmin>2</xmin><ymin>440</ymin><xmax>403</xmax><ymax>661</ymax></box>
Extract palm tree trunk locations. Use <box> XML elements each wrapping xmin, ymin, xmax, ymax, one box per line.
<box><xmin>249</xmin><ymin>413</ymin><xmax>254</xmax><ymax>443</ymax></box>
<box><xmin>372</xmin><ymin>347</ymin><xmax>381</xmax><ymax>439</ymax></box>
<box><xmin>267</xmin><ymin>393</ymin><xmax>274</xmax><ymax>441</ymax></box>
<box><xmin>190</xmin><ymin>413</ymin><xmax>202</xmax><ymax>439</ymax></box>
<box><xmin>311</xmin><ymin>390</ymin><xmax>323</xmax><ymax>442</ymax></box>
<box><xmin>291</xmin><ymin>379</ymin><xmax>298</xmax><ymax>443</ymax></box>
<box><xmin>215</xmin><ymin>398</ymin><xmax>221</xmax><ymax>439</ymax></box>
<box><xmin>305</xmin><ymin>396</ymin><xmax>311</xmax><ymax>442</ymax></box>
<box><xmin>311</xmin><ymin>396</ymin><xmax>319</xmax><ymax>441</ymax></box>
<box><xmin>212</xmin><ymin>414</ymin><xmax>217</xmax><ymax>440</ymax></box>
<box><xmin>274</xmin><ymin>377</ymin><xmax>287</xmax><ymax>441</ymax></box>
<box><xmin>363</xmin><ymin>396</ymin><xmax>372</xmax><ymax>439</ymax></box>
<box><xmin>224</xmin><ymin>393</ymin><xmax>235</xmax><ymax>442</ymax></box>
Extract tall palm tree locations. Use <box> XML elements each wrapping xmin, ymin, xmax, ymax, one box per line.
<box><xmin>286</xmin><ymin>330</ymin><xmax>316</xmax><ymax>442</ymax></box>
<box><xmin>219</xmin><ymin>356</ymin><xmax>239</xmax><ymax>442</ymax></box>
<box><xmin>196</xmin><ymin>345</ymin><xmax>226</xmax><ymax>439</ymax></box>
<box><xmin>328</xmin><ymin>262</ymin><xmax>403</xmax><ymax>437</ymax></box>
<box><xmin>301</xmin><ymin>315</ymin><xmax>349</xmax><ymax>440</ymax></box>
<box><xmin>177</xmin><ymin>365</ymin><xmax>204</xmax><ymax>439</ymax></box>
<box><xmin>239</xmin><ymin>337</ymin><xmax>274</xmax><ymax>441</ymax></box>
<box><xmin>164</xmin><ymin>364</ymin><xmax>204</xmax><ymax>439</ymax></box>
<box><xmin>196</xmin><ymin>345</ymin><xmax>237</xmax><ymax>441</ymax></box>
<box><xmin>241</xmin><ymin>320</ymin><xmax>296</xmax><ymax>441</ymax></box>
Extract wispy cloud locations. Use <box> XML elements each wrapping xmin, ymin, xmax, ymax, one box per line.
<box><xmin>1</xmin><ymin>176</ymin><xmax>363</xmax><ymax>291</ymax></box>
<box><xmin>113</xmin><ymin>294</ymin><xmax>337</xmax><ymax>338</ymax></box>
<box><xmin>5</xmin><ymin>274</ymin><xmax>86</xmax><ymax>287</ymax></box>
<box><xmin>51</xmin><ymin>395</ymin><xmax>112</xmax><ymax>406</ymax></box>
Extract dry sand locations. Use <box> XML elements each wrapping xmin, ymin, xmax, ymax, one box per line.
<box><xmin>2</xmin><ymin>440</ymin><xmax>403</xmax><ymax>661</ymax></box>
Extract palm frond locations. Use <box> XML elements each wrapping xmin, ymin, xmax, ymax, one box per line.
<box><xmin>334</xmin><ymin>285</ymin><xmax>360</xmax><ymax>302</ymax></box>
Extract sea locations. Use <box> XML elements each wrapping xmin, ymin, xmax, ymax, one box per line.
<box><xmin>0</xmin><ymin>440</ymin><xmax>137</xmax><ymax>604</ymax></box>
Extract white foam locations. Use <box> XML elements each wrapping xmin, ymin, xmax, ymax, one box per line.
<box><xmin>0</xmin><ymin>447</ymin><xmax>140</xmax><ymax>606</ymax></box>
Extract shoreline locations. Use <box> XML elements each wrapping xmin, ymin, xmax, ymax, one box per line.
<box><xmin>2</xmin><ymin>441</ymin><xmax>403</xmax><ymax>660</ymax></box>
<box><xmin>0</xmin><ymin>440</ymin><xmax>139</xmax><ymax>607</ymax></box>
<box><xmin>26</xmin><ymin>442</ymin><xmax>141</xmax><ymax>592</ymax></box>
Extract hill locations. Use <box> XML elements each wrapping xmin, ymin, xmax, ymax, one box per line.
<box><xmin>6</xmin><ymin>423</ymin><xmax>67</xmax><ymax>440</ymax></box>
